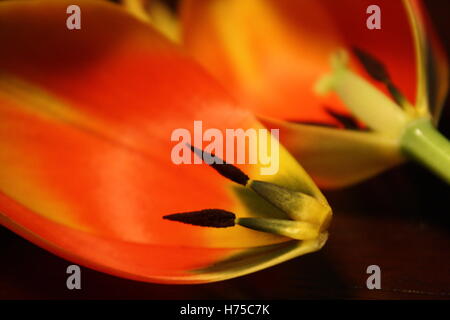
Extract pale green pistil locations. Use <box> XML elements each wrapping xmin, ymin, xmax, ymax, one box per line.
<box><xmin>314</xmin><ymin>49</ymin><xmax>450</xmax><ymax>184</ymax></box>
<box><xmin>315</xmin><ymin>50</ymin><xmax>414</xmax><ymax>139</ymax></box>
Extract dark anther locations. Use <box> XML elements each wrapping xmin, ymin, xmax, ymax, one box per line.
<box><xmin>353</xmin><ymin>47</ymin><xmax>391</xmax><ymax>83</ymax></box>
<box><xmin>163</xmin><ymin>209</ymin><xmax>236</xmax><ymax>228</ymax></box>
<box><xmin>353</xmin><ymin>47</ymin><xmax>407</xmax><ymax>107</ymax></box>
<box><xmin>189</xmin><ymin>145</ymin><xmax>250</xmax><ymax>186</ymax></box>
<box><xmin>324</xmin><ymin>107</ymin><xmax>363</xmax><ymax>130</ymax></box>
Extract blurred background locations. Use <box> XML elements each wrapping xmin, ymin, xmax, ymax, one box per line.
<box><xmin>1</xmin><ymin>0</ymin><xmax>449</xmax><ymax>299</ymax></box>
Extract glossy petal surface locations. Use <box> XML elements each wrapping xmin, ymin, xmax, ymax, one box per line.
<box><xmin>0</xmin><ymin>0</ymin><xmax>326</xmax><ymax>283</ymax></box>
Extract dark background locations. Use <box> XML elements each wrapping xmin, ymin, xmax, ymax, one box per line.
<box><xmin>1</xmin><ymin>1</ymin><xmax>450</xmax><ymax>299</ymax></box>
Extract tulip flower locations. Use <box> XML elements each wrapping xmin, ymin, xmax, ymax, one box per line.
<box><xmin>139</xmin><ymin>0</ymin><xmax>448</xmax><ymax>188</ymax></box>
<box><xmin>0</xmin><ymin>0</ymin><xmax>331</xmax><ymax>283</ymax></box>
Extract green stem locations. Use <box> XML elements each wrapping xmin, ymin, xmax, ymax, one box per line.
<box><xmin>400</xmin><ymin>118</ymin><xmax>450</xmax><ymax>184</ymax></box>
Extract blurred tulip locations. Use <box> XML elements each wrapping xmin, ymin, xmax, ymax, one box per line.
<box><xmin>178</xmin><ymin>0</ymin><xmax>449</xmax><ymax>188</ymax></box>
<box><xmin>0</xmin><ymin>0</ymin><xmax>331</xmax><ymax>283</ymax></box>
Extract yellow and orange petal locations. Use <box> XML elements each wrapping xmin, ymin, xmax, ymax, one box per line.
<box><xmin>181</xmin><ymin>0</ymin><xmax>423</xmax><ymax>122</ymax></box>
<box><xmin>0</xmin><ymin>0</ymin><xmax>327</xmax><ymax>283</ymax></box>
<box><xmin>180</xmin><ymin>0</ymin><xmax>447</xmax><ymax>188</ymax></box>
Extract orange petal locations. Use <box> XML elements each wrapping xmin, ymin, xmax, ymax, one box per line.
<box><xmin>181</xmin><ymin>0</ymin><xmax>425</xmax><ymax>122</ymax></box>
<box><xmin>0</xmin><ymin>0</ymin><xmax>326</xmax><ymax>283</ymax></box>
<box><xmin>181</xmin><ymin>0</ymin><xmax>447</xmax><ymax>188</ymax></box>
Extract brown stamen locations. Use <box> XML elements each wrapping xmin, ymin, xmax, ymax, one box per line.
<box><xmin>163</xmin><ymin>209</ymin><xmax>236</xmax><ymax>228</ymax></box>
<box><xmin>324</xmin><ymin>107</ymin><xmax>363</xmax><ymax>130</ymax></box>
<box><xmin>189</xmin><ymin>144</ymin><xmax>249</xmax><ymax>186</ymax></box>
<box><xmin>353</xmin><ymin>47</ymin><xmax>408</xmax><ymax>107</ymax></box>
